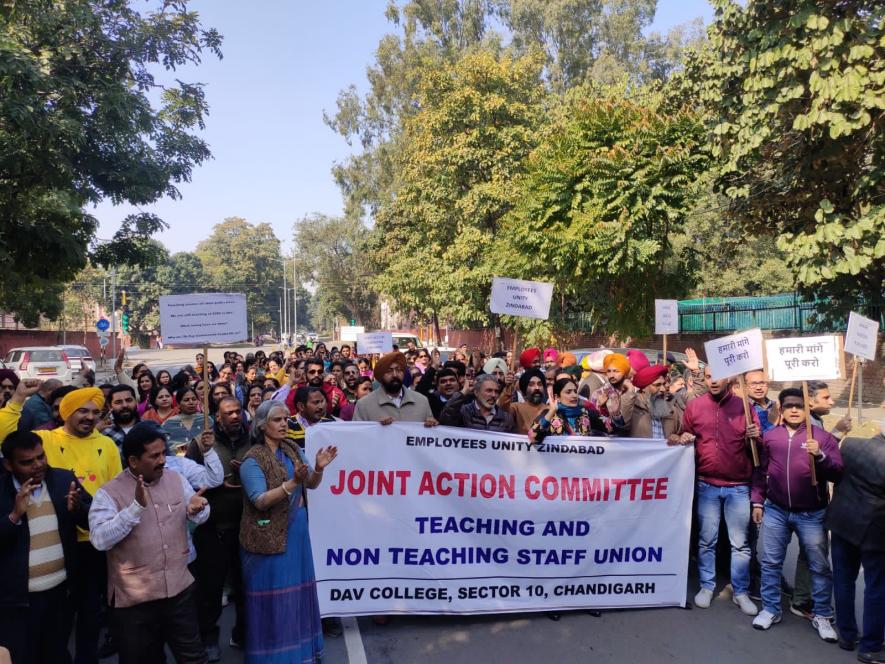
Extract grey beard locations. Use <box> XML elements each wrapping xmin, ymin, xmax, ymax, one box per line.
<box><xmin>526</xmin><ymin>391</ymin><xmax>544</xmax><ymax>405</ymax></box>
<box><xmin>649</xmin><ymin>393</ymin><xmax>672</xmax><ymax>419</ymax></box>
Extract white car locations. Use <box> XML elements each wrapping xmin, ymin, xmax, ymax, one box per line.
<box><xmin>60</xmin><ymin>345</ymin><xmax>96</xmax><ymax>373</ymax></box>
<box><xmin>4</xmin><ymin>346</ymin><xmax>73</xmax><ymax>383</ymax></box>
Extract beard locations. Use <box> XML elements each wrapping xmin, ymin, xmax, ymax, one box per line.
<box><xmin>526</xmin><ymin>390</ymin><xmax>544</xmax><ymax>405</ymax></box>
<box><xmin>649</xmin><ymin>393</ymin><xmax>672</xmax><ymax>419</ymax></box>
<box><xmin>113</xmin><ymin>408</ymin><xmax>136</xmax><ymax>425</ymax></box>
<box><xmin>381</xmin><ymin>378</ymin><xmax>403</xmax><ymax>394</ymax></box>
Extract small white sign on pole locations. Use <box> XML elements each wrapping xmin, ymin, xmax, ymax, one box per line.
<box><xmin>490</xmin><ymin>277</ymin><xmax>554</xmax><ymax>320</ymax></box>
<box><xmin>703</xmin><ymin>328</ymin><xmax>765</xmax><ymax>381</ymax></box>
<box><xmin>356</xmin><ymin>332</ymin><xmax>393</xmax><ymax>355</ymax></box>
<box><xmin>340</xmin><ymin>326</ymin><xmax>365</xmax><ymax>342</ymax></box>
<box><xmin>159</xmin><ymin>293</ymin><xmax>248</xmax><ymax>345</ymax></box>
<box><xmin>845</xmin><ymin>311</ymin><xmax>879</xmax><ymax>362</ymax></box>
<box><xmin>655</xmin><ymin>299</ymin><xmax>679</xmax><ymax>335</ymax></box>
<box><xmin>765</xmin><ymin>335</ymin><xmax>843</xmax><ymax>382</ymax></box>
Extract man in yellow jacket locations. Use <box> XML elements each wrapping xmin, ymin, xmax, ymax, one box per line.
<box><xmin>0</xmin><ymin>379</ymin><xmax>121</xmax><ymax>663</ymax></box>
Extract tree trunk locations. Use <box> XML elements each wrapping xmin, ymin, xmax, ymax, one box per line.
<box><xmin>432</xmin><ymin>310</ymin><xmax>442</xmax><ymax>346</ymax></box>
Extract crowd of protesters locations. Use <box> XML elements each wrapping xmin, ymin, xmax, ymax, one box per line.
<box><xmin>0</xmin><ymin>337</ymin><xmax>880</xmax><ymax>664</ymax></box>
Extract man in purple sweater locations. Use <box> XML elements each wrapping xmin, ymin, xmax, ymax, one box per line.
<box><xmin>750</xmin><ymin>387</ymin><xmax>842</xmax><ymax>643</ymax></box>
<box><xmin>681</xmin><ymin>366</ymin><xmax>761</xmax><ymax>615</ymax></box>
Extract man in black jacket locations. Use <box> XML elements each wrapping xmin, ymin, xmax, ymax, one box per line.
<box><xmin>440</xmin><ymin>374</ymin><xmax>515</xmax><ymax>433</ymax></box>
<box><xmin>826</xmin><ymin>432</ymin><xmax>885</xmax><ymax>662</ymax></box>
<box><xmin>0</xmin><ymin>430</ymin><xmax>90</xmax><ymax>664</ymax></box>
<box><xmin>414</xmin><ymin>362</ymin><xmax>465</xmax><ymax>420</ymax></box>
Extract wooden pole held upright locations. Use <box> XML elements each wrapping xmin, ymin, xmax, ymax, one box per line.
<box><xmin>202</xmin><ymin>345</ymin><xmax>210</xmax><ymax>430</ymax></box>
<box><xmin>510</xmin><ymin>326</ymin><xmax>520</xmax><ymax>372</ymax></box>
<box><xmin>840</xmin><ymin>356</ymin><xmax>860</xmax><ymax>443</ymax></box>
<box><xmin>802</xmin><ymin>380</ymin><xmax>818</xmax><ymax>486</ymax></box>
<box><xmin>662</xmin><ymin>334</ymin><xmax>668</xmax><ymax>367</ymax></box>
<box><xmin>737</xmin><ymin>374</ymin><xmax>760</xmax><ymax>467</ymax></box>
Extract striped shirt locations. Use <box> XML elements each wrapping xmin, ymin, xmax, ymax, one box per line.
<box><xmin>24</xmin><ymin>484</ymin><xmax>66</xmax><ymax>592</ymax></box>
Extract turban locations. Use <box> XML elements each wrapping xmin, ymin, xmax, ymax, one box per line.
<box><xmin>627</xmin><ymin>349</ymin><xmax>650</xmax><ymax>373</ymax></box>
<box><xmin>59</xmin><ymin>387</ymin><xmax>105</xmax><ymax>422</ymax></box>
<box><xmin>518</xmin><ymin>368</ymin><xmax>546</xmax><ymax>395</ymax></box>
<box><xmin>543</xmin><ymin>348</ymin><xmax>559</xmax><ymax>362</ymax></box>
<box><xmin>603</xmin><ymin>353</ymin><xmax>631</xmax><ymax>374</ymax></box>
<box><xmin>633</xmin><ymin>365</ymin><xmax>668</xmax><ymax>390</ymax></box>
<box><xmin>559</xmin><ymin>352</ymin><xmax>577</xmax><ymax>367</ymax></box>
<box><xmin>0</xmin><ymin>369</ymin><xmax>19</xmax><ymax>388</ymax></box>
<box><xmin>562</xmin><ymin>365</ymin><xmax>582</xmax><ymax>380</ymax></box>
<box><xmin>519</xmin><ymin>347</ymin><xmax>541</xmax><ymax>369</ymax></box>
<box><xmin>373</xmin><ymin>352</ymin><xmax>407</xmax><ymax>378</ymax></box>
<box><xmin>582</xmin><ymin>350</ymin><xmax>613</xmax><ymax>373</ymax></box>
<box><xmin>482</xmin><ymin>357</ymin><xmax>508</xmax><ymax>375</ymax></box>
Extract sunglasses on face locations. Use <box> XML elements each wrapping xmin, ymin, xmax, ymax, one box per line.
<box><xmin>782</xmin><ymin>402</ymin><xmax>804</xmax><ymax>410</ymax></box>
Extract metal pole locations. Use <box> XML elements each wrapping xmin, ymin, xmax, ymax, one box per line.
<box><xmin>279</xmin><ymin>297</ymin><xmax>283</xmax><ymax>342</ymax></box>
<box><xmin>110</xmin><ymin>268</ymin><xmax>117</xmax><ymax>360</ymax></box>
<box><xmin>282</xmin><ymin>263</ymin><xmax>287</xmax><ymax>344</ymax></box>
<box><xmin>292</xmin><ymin>253</ymin><xmax>298</xmax><ymax>339</ymax></box>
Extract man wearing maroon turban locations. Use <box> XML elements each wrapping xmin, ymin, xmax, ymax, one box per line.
<box><xmin>621</xmin><ymin>365</ymin><xmax>691</xmax><ymax>442</ymax></box>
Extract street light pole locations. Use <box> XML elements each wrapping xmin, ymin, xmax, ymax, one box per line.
<box><xmin>292</xmin><ymin>252</ymin><xmax>298</xmax><ymax>339</ymax></box>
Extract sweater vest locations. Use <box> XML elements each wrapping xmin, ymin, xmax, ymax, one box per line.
<box><xmin>102</xmin><ymin>470</ymin><xmax>192</xmax><ymax>608</ymax></box>
<box><xmin>25</xmin><ymin>485</ymin><xmax>66</xmax><ymax>592</ymax></box>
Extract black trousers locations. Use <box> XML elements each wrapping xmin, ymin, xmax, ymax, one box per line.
<box><xmin>0</xmin><ymin>581</ymin><xmax>73</xmax><ymax>664</ymax></box>
<box><xmin>73</xmin><ymin>541</ymin><xmax>106</xmax><ymax>664</ymax></box>
<box><xmin>192</xmin><ymin>521</ymin><xmax>245</xmax><ymax>645</ymax></box>
<box><xmin>111</xmin><ymin>583</ymin><xmax>206</xmax><ymax>664</ymax></box>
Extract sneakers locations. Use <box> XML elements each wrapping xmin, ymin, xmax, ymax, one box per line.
<box><xmin>694</xmin><ymin>588</ymin><xmax>714</xmax><ymax>608</ymax></box>
<box><xmin>229</xmin><ymin>637</ymin><xmax>243</xmax><ymax>650</ymax></box>
<box><xmin>752</xmin><ymin>610</ymin><xmax>782</xmax><ymax>630</ymax></box>
<box><xmin>812</xmin><ymin>615</ymin><xmax>838</xmax><ymax>643</ymax></box>
<box><xmin>733</xmin><ymin>594</ymin><xmax>759</xmax><ymax>616</ymax></box>
<box><xmin>789</xmin><ymin>602</ymin><xmax>813</xmax><ymax>620</ymax></box>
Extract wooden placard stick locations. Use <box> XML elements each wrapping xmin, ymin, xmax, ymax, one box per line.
<box><xmin>801</xmin><ymin>380</ymin><xmax>818</xmax><ymax>486</ymax></box>
<box><xmin>202</xmin><ymin>345</ymin><xmax>210</xmax><ymax>430</ymax></box>
<box><xmin>510</xmin><ymin>325</ymin><xmax>520</xmax><ymax>372</ymax></box>
<box><xmin>736</xmin><ymin>374</ymin><xmax>760</xmax><ymax>467</ymax></box>
<box><xmin>662</xmin><ymin>334</ymin><xmax>668</xmax><ymax>367</ymax></box>
<box><xmin>840</xmin><ymin>355</ymin><xmax>859</xmax><ymax>443</ymax></box>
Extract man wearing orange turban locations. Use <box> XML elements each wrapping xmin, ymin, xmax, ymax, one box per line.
<box><xmin>591</xmin><ymin>352</ymin><xmax>636</xmax><ymax>422</ymax></box>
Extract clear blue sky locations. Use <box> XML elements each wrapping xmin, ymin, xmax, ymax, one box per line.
<box><xmin>93</xmin><ymin>0</ymin><xmax>715</xmax><ymax>253</ymax></box>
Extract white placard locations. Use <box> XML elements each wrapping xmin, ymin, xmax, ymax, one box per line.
<box><xmin>307</xmin><ymin>422</ymin><xmax>694</xmax><ymax>617</ymax></box>
<box><xmin>356</xmin><ymin>332</ymin><xmax>393</xmax><ymax>354</ymax></box>
<box><xmin>654</xmin><ymin>300</ymin><xmax>679</xmax><ymax>335</ymax></box>
<box><xmin>340</xmin><ymin>326</ymin><xmax>365</xmax><ymax>342</ymax></box>
<box><xmin>765</xmin><ymin>335</ymin><xmax>843</xmax><ymax>382</ymax></box>
<box><xmin>703</xmin><ymin>328</ymin><xmax>765</xmax><ymax>380</ymax></box>
<box><xmin>490</xmin><ymin>277</ymin><xmax>554</xmax><ymax>320</ymax></box>
<box><xmin>845</xmin><ymin>311</ymin><xmax>879</xmax><ymax>361</ymax></box>
<box><xmin>159</xmin><ymin>293</ymin><xmax>248</xmax><ymax>345</ymax></box>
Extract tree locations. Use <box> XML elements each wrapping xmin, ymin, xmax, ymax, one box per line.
<box><xmin>685</xmin><ymin>0</ymin><xmax>884</xmax><ymax>321</ymax></box>
<box><xmin>293</xmin><ymin>214</ymin><xmax>378</xmax><ymax>328</ymax></box>
<box><xmin>0</xmin><ymin>0</ymin><xmax>222</xmax><ymax>324</ymax></box>
<box><xmin>372</xmin><ymin>49</ymin><xmax>545</xmax><ymax>331</ymax></box>
<box><xmin>498</xmin><ymin>82</ymin><xmax>710</xmax><ymax>336</ymax></box>
<box><xmin>196</xmin><ymin>218</ymin><xmax>284</xmax><ymax>333</ymax></box>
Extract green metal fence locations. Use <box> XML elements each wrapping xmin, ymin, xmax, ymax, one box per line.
<box><xmin>678</xmin><ymin>294</ymin><xmax>823</xmax><ymax>333</ymax></box>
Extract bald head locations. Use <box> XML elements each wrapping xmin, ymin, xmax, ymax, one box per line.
<box><xmin>39</xmin><ymin>379</ymin><xmax>62</xmax><ymax>398</ymax></box>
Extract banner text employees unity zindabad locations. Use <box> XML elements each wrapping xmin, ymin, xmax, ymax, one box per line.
<box><xmin>328</xmin><ymin>469</ymin><xmax>670</xmax><ymax>502</ymax></box>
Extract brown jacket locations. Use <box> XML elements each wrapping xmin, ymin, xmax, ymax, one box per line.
<box><xmin>239</xmin><ymin>441</ymin><xmax>302</xmax><ymax>555</ymax></box>
<box><xmin>621</xmin><ymin>392</ymin><xmax>684</xmax><ymax>439</ymax></box>
<box><xmin>508</xmin><ymin>401</ymin><xmax>547</xmax><ymax>435</ymax></box>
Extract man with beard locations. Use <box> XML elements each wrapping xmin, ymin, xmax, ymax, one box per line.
<box><xmin>0</xmin><ymin>382</ymin><xmax>121</xmax><ymax>664</ymax></box>
<box><xmin>590</xmin><ymin>353</ymin><xmax>636</xmax><ymax>428</ymax></box>
<box><xmin>353</xmin><ymin>352</ymin><xmax>435</xmax><ymax>426</ymax></box>
<box><xmin>186</xmin><ymin>396</ymin><xmax>250</xmax><ymax>660</ymax></box>
<box><xmin>290</xmin><ymin>358</ymin><xmax>346</xmax><ymax>418</ymax></box>
<box><xmin>440</xmin><ymin>375</ymin><xmax>515</xmax><ymax>432</ymax></box>
<box><xmin>499</xmin><ymin>368</ymin><xmax>547</xmax><ymax>434</ymax></box>
<box><xmin>341</xmin><ymin>363</ymin><xmax>360</xmax><ymax>404</ymax></box>
<box><xmin>0</xmin><ymin>369</ymin><xmax>19</xmax><ymax>411</ymax></box>
<box><xmin>102</xmin><ymin>385</ymin><xmax>140</xmax><ymax>455</ymax></box>
<box><xmin>622</xmin><ymin>365</ymin><xmax>689</xmax><ymax>441</ymax></box>
<box><xmin>679</xmin><ymin>366</ymin><xmax>761</xmax><ymax>615</ymax></box>
<box><xmin>18</xmin><ymin>378</ymin><xmax>62</xmax><ymax>431</ymax></box>
<box><xmin>519</xmin><ymin>348</ymin><xmax>542</xmax><ymax>372</ymax></box>
<box><xmin>89</xmin><ymin>422</ymin><xmax>209</xmax><ymax>662</ymax></box>
<box><xmin>286</xmin><ymin>386</ymin><xmax>336</xmax><ymax>449</ymax></box>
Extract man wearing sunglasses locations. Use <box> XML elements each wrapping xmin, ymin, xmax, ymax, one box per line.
<box><xmin>750</xmin><ymin>388</ymin><xmax>842</xmax><ymax>643</ymax></box>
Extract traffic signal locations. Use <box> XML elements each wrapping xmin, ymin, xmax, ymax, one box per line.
<box><xmin>121</xmin><ymin>306</ymin><xmax>130</xmax><ymax>334</ymax></box>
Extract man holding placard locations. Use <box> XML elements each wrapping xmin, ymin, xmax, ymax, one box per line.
<box><xmin>750</xmin><ymin>388</ymin><xmax>842</xmax><ymax>642</ymax></box>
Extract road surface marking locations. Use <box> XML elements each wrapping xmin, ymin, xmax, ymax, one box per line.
<box><xmin>343</xmin><ymin>616</ymin><xmax>368</xmax><ymax>664</ymax></box>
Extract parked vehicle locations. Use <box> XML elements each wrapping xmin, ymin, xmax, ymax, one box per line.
<box><xmin>3</xmin><ymin>346</ymin><xmax>73</xmax><ymax>383</ymax></box>
<box><xmin>391</xmin><ymin>333</ymin><xmax>423</xmax><ymax>350</ymax></box>
<box><xmin>60</xmin><ymin>345</ymin><xmax>96</xmax><ymax>372</ymax></box>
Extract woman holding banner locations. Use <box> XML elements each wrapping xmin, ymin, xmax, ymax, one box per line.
<box><xmin>529</xmin><ymin>377</ymin><xmax>619</xmax><ymax>444</ymax></box>
<box><xmin>238</xmin><ymin>401</ymin><xmax>337</xmax><ymax>664</ymax></box>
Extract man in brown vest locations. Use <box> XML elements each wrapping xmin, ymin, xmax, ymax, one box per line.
<box><xmin>88</xmin><ymin>421</ymin><xmax>210</xmax><ymax>664</ymax></box>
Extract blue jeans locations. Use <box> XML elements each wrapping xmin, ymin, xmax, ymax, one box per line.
<box><xmin>697</xmin><ymin>481</ymin><xmax>751</xmax><ymax>595</ymax></box>
<box><xmin>759</xmin><ymin>501</ymin><xmax>832</xmax><ymax>617</ymax></box>
<box><xmin>832</xmin><ymin>533</ymin><xmax>885</xmax><ymax>653</ymax></box>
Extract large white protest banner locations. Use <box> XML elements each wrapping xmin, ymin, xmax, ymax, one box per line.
<box><xmin>306</xmin><ymin>422</ymin><xmax>694</xmax><ymax>617</ymax></box>
<box><xmin>765</xmin><ymin>335</ymin><xmax>843</xmax><ymax>382</ymax></box>
<box><xmin>159</xmin><ymin>293</ymin><xmax>248</xmax><ymax>345</ymax></box>
<box><xmin>845</xmin><ymin>311</ymin><xmax>879</xmax><ymax>362</ymax></box>
<box><xmin>340</xmin><ymin>326</ymin><xmax>365</xmax><ymax>342</ymax></box>
<box><xmin>490</xmin><ymin>277</ymin><xmax>554</xmax><ymax>320</ymax></box>
<box><xmin>703</xmin><ymin>328</ymin><xmax>765</xmax><ymax>380</ymax></box>
<box><xmin>356</xmin><ymin>331</ymin><xmax>393</xmax><ymax>354</ymax></box>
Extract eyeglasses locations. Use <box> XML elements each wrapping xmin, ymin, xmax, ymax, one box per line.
<box><xmin>306</xmin><ymin>369</ymin><xmax>322</xmax><ymax>375</ymax></box>
<box><xmin>782</xmin><ymin>403</ymin><xmax>804</xmax><ymax>410</ymax></box>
